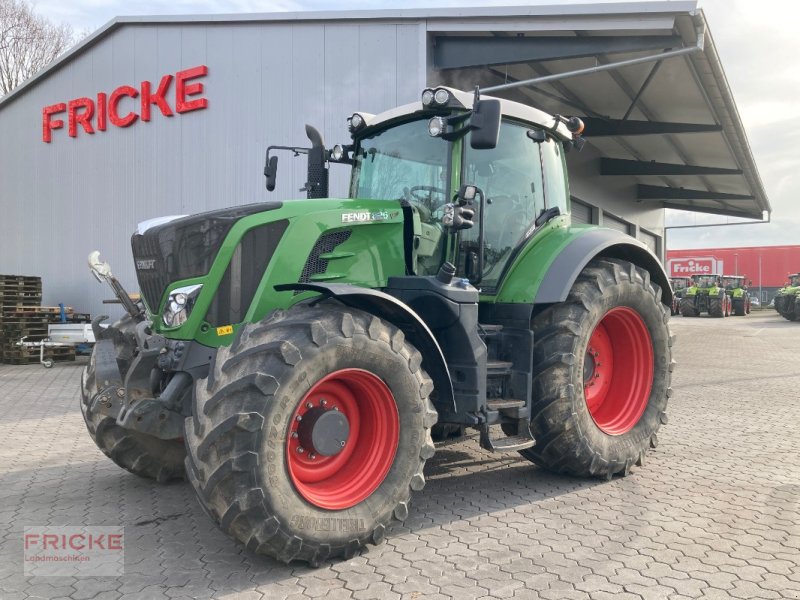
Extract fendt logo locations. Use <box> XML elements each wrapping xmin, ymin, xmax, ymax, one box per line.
<box><xmin>668</xmin><ymin>257</ymin><xmax>724</xmax><ymax>277</ymax></box>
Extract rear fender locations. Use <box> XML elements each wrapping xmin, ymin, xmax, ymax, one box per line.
<box><xmin>534</xmin><ymin>228</ymin><xmax>672</xmax><ymax>306</ymax></box>
<box><xmin>275</xmin><ymin>282</ymin><xmax>455</xmax><ymax>413</ymax></box>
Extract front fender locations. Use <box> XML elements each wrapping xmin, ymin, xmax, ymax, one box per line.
<box><xmin>275</xmin><ymin>282</ymin><xmax>455</xmax><ymax>413</ymax></box>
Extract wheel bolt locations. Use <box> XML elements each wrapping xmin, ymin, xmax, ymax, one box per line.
<box><xmin>291</xmin><ymin>432</ymin><xmax>298</xmax><ymax>439</ymax></box>
<box><xmin>333</xmin><ymin>406</ymin><xmax>339</xmax><ymax>411</ymax></box>
<box><xmin>296</xmin><ymin>415</ymin><xmax>302</xmax><ymax>421</ymax></box>
<box><xmin>340</xmin><ymin>440</ymin><xmax>346</xmax><ymax>447</ymax></box>
<box><xmin>309</xmin><ymin>453</ymin><xmax>316</xmax><ymax>460</ymax></box>
<box><xmin>297</xmin><ymin>447</ymin><xmax>304</xmax><ymax>454</ymax></box>
<box><xmin>306</xmin><ymin>402</ymin><xmax>313</xmax><ymax>409</ymax></box>
<box><xmin>595</xmin><ymin>373</ymin><xmax>600</xmax><ymax>379</ymax></box>
<box><xmin>321</xmin><ymin>399</ymin><xmax>327</xmax><ymax>406</ymax></box>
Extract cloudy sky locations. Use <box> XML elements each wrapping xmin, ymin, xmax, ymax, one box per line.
<box><xmin>30</xmin><ymin>0</ymin><xmax>799</xmax><ymax>250</ymax></box>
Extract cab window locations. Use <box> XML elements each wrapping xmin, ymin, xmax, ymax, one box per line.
<box><xmin>461</xmin><ymin>120</ymin><xmax>545</xmax><ymax>288</ymax></box>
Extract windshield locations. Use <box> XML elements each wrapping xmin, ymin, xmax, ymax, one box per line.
<box><xmin>790</xmin><ymin>275</ymin><xmax>800</xmax><ymax>286</ymax></box>
<box><xmin>695</xmin><ymin>275</ymin><xmax>718</xmax><ymax>288</ymax></box>
<box><xmin>671</xmin><ymin>278</ymin><xmax>689</xmax><ymax>290</ymax></box>
<box><xmin>351</xmin><ymin>118</ymin><xmax>449</xmax><ymax>205</ymax></box>
<box><xmin>721</xmin><ymin>277</ymin><xmax>741</xmax><ymax>289</ymax></box>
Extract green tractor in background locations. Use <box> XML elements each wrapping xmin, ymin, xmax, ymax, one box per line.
<box><xmin>774</xmin><ymin>273</ymin><xmax>800</xmax><ymax>321</ymax></box>
<box><xmin>669</xmin><ymin>276</ymin><xmax>693</xmax><ymax>316</ymax></box>
<box><xmin>680</xmin><ymin>274</ymin><xmax>731</xmax><ymax>318</ymax></box>
<box><xmin>721</xmin><ymin>275</ymin><xmax>751</xmax><ymax>316</ymax></box>
<box><xmin>81</xmin><ymin>87</ymin><xmax>674</xmax><ymax>565</ymax></box>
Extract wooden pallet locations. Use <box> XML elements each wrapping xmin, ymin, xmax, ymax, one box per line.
<box><xmin>0</xmin><ymin>275</ymin><xmax>41</xmax><ymax>283</ymax></box>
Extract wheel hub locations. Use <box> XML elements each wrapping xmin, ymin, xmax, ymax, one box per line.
<box><xmin>583</xmin><ymin>307</ymin><xmax>654</xmax><ymax>436</ymax></box>
<box><xmin>285</xmin><ymin>368</ymin><xmax>400</xmax><ymax>510</ymax></box>
<box><xmin>296</xmin><ymin>406</ymin><xmax>350</xmax><ymax>457</ymax></box>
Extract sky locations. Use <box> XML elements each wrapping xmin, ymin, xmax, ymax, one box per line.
<box><xmin>29</xmin><ymin>0</ymin><xmax>800</xmax><ymax>250</ymax></box>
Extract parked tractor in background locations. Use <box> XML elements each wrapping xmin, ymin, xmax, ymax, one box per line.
<box><xmin>81</xmin><ymin>86</ymin><xmax>674</xmax><ymax>565</ymax></box>
<box><xmin>680</xmin><ymin>274</ymin><xmax>730</xmax><ymax>318</ymax></box>
<box><xmin>721</xmin><ymin>275</ymin><xmax>751</xmax><ymax>316</ymax></box>
<box><xmin>774</xmin><ymin>273</ymin><xmax>800</xmax><ymax>321</ymax></box>
<box><xmin>670</xmin><ymin>277</ymin><xmax>693</xmax><ymax>316</ymax></box>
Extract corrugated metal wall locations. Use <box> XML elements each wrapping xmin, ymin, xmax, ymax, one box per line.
<box><xmin>0</xmin><ymin>20</ymin><xmax>424</xmax><ymax>317</ymax></box>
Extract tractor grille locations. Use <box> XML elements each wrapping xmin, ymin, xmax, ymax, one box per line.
<box><xmin>204</xmin><ymin>220</ymin><xmax>289</xmax><ymax>326</ymax></box>
<box><xmin>297</xmin><ymin>230</ymin><xmax>352</xmax><ymax>288</ymax></box>
<box><xmin>130</xmin><ymin>202</ymin><xmax>282</xmax><ymax>312</ymax></box>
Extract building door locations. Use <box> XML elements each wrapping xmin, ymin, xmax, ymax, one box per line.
<box><xmin>603</xmin><ymin>212</ymin><xmax>631</xmax><ymax>235</ymax></box>
<box><xmin>571</xmin><ymin>198</ymin><xmax>593</xmax><ymax>224</ymax></box>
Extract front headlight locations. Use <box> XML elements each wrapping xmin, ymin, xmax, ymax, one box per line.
<box><xmin>163</xmin><ymin>284</ymin><xmax>202</xmax><ymax>327</ymax></box>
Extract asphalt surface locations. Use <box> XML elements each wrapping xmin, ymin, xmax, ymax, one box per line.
<box><xmin>0</xmin><ymin>310</ymin><xmax>798</xmax><ymax>599</ymax></box>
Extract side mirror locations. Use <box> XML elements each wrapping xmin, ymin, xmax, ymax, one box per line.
<box><xmin>470</xmin><ymin>98</ymin><xmax>501</xmax><ymax>150</ymax></box>
<box><xmin>265</xmin><ymin>155</ymin><xmax>278</xmax><ymax>191</ymax></box>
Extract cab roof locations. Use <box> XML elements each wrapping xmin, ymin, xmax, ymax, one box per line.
<box><xmin>354</xmin><ymin>87</ymin><xmax>574</xmax><ymax>141</ymax></box>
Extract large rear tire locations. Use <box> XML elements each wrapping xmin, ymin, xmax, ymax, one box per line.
<box><xmin>733</xmin><ymin>298</ymin><xmax>745</xmax><ymax>316</ymax></box>
<box><xmin>520</xmin><ymin>258</ymin><xmax>673</xmax><ymax>479</ymax></box>
<box><xmin>185</xmin><ymin>303</ymin><xmax>436</xmax><ymax>565</ymax></box>
<box><xmin>80</xmin><ymin>351</ymin><xmax>186</xmax><ymax>482</ymax></box>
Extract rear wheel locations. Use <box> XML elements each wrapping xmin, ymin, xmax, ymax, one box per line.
<box><xmin>734</xmin><ymin>298</ymin><xmax>745</xmax><ymax>316</ymax></box>
<box><xmin>185</xmin><ymin>303</ymin><xmax>436</xmax><ymax>565</ymax></box>
<box><xmin>779</xmin><ymin>296</ymin><xmax>798</xmax><ymax>321</ymax></box>
<box><xmin>520</xmin><ymin>258</ymin><xmax>673</xmax><ymax>479</ymax></box>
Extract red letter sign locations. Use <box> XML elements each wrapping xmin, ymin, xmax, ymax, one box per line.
<box><xmin>68</xmin><ymin>98</ymin><xmax>95</xmax><ymax>137</ymax></box>
<box><xmin>176</xmin><ymin>65</ymin><xmax>208</xmax><ymax>113</ymax></box>
<box><xmin>109</xmin><ymin>86</ymin><xmax>139</xmax><ymax>127</ymax></box>
<box><xmin>42</xmin><ymin>103</ymin><xmax>66</xmax><ymax>143</ymax></box>
<box><xmin>141</xmin><ymin>74</ymin><xmax>174</xmax><ymax>121</ymax></box>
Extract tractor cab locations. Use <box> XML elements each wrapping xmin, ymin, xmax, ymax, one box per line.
<box><xmin>670</xmin><ymin>277</ymin><xmax>692</xmax><ymax>292</ymax></box>
<box><xmin>693</xmin><ymin>274</ymin><xmax>721</xmax><ymax>290</ymax></box>
<box><xmin>788</xmin><ymin>274</ymin><xmax>800</xmax><ymax>287</ymax></box>
<box><xmin>721</xmin><ymin>275</ymin><xmax>744</xmax><ymax>291</ymax></box>
<box><xmin>266</xmin><ymin>87</ymin><xmax>582</xmax><ymax>290</ymax></box>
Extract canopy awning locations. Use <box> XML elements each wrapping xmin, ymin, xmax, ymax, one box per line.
<box><xmin>431</xmin><ymin>3</ymin><xmax>769</xmax><ymax>221</ymax></box>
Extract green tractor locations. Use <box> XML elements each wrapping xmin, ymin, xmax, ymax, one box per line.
<box><xmin>680</xmin><ymin>274</ymin><xmax>731</xmax><ymax>318</ymax></box>
<box><xmin>775</xmin><ymin>273</ymin><xmax>800</xmax><ymax>320</ymax></box>
<box><xmin>81</xmin><ymin>87</ymin><xmax>674</xmax><ymax>565</ymax></box>
<box><xmin>721</xmin><ymin>275</ymin><xmax>751</xmax><ymax>316</ymax></box>
<box><xmin>669</xmin><ymin>276</ymin><xmax>693</xmax><ymax>316</ymax></box>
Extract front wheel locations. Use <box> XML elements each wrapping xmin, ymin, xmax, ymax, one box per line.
<box><xmin>521</xmin><ymin>258</ymin><xmax>673</xmax><ymax>479</ymax></box>
<box><xmin>80</xmin><ymin>351</ymin><xmax>186</xmax><ymax>482</ymax></box>
<box><xmin>185</xmin><ymin>303</ymin><xmax>436</xmax><ymax>565</ymax></box>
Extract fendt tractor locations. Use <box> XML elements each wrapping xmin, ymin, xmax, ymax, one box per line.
<box><xmin>680</xmin><ymin>274</ymin><xmax>731</xmax><ymax>318</ymax></box>
<box><xmin>670</xmin><ymin>276</ymin><xmax>693</xmax><ymax>316</ymax></box>
<box><xmin>81</xmin><ymin>87</ymin><xmax>674</xmax><ymax>565</ymax></box>
<box><xmin>774</xmin><ymin>273</ymin><xmax>800</xmax><ymax>321</ymax></box>
<box><xmin>720</xmin><ymin>275</ymin><xmax>751</xmax><ymax>316</ymax></box>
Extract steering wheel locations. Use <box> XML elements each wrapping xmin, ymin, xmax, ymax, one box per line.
<box><xmin>409</xmin><ymin>185</ymin><xmax>446</xmax><ymax>205</ymax></box>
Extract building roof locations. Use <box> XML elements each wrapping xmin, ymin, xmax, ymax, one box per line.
<box><xmin>0</xmin><ymin>1</ymin><xmax>768</xmax><ymax>220</ymax></box>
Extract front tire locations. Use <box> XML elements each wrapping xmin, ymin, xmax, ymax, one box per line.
<box><xmin>521</xmin><ymin>258</ymin><xmax>673</xmax><ymax>479</ymax></box>
<box><xmin>709</xmin><ymin>296</ymin><xmax>724</xmax><ymax>318</ymax></box>
<box><xmin>185</xmin><ymin>303</ymin><xmax>436</xmax><ymax>565</ymax></box>
<box><xmin>80</xmin><ymin>351</ymin><xmax>186</xmax><ymax>482</ymax></box>
<box><xmin>680</xmin><ymin>297</ymin><xmax>697</xmax><ymax>317</ymax></box>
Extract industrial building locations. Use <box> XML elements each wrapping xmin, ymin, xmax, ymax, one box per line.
<box><xmin>0</xmin><ymin>1</ymin><xmax>770</xmax><ymax>316</ymax></box>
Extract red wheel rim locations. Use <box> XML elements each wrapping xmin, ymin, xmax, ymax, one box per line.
<box><xmin>583</xmin><ymin>307</ymin><xmax>654</xmax><ymax>435</ymax></box>
<box><xmin>286</xmin><ymin>369</ymin><xmax>399</xmax><ymax>510</ymax></box>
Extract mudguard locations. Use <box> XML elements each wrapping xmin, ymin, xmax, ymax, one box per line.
<box><xmin>274</xmin><ymin>282</ymin><xmax>456</xmax><ymax>413</ymax></box>
<box><xmin>534</xmin><ymin>228</ymin><xmax>673</xmax><ymax>306</ymax></box>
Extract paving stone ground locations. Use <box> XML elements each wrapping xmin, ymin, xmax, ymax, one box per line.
<box><xmin>0</xmin><ymin>311</ymin><xmax>798</xmax><ymax>599</ymax></box>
